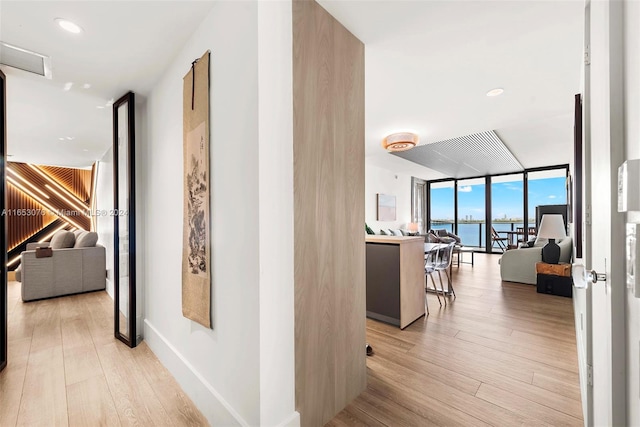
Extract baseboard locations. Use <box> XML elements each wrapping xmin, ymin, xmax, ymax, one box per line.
<box><xmin>279</xmin><ymin>411</ymin><xmax>301</xmax><ymax>427</ymax></box>
<box><xmin>144</xmin><ymin>320</ymin><xmax>248</xmax><ymax>426</ymax></box>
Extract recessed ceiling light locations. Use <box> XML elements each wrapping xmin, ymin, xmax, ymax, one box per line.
<box><xmin>66</xmin><ymin>136</ymin><xmax>74</xmax><ymax>140</ymax></box>
<box><xmin>486</xmin><ymin>88</ymin><xmax>504</xmax><ymax>97</ymax></box>
<box><xmin>83</xmin><ymin>83</ymin><xmax>91</xmax><ymax>89</ymax></box>
<box><xmin>58</xmin><ymin>137</ymin><xmax>65</xmax><ymax>141</ymax></box>
<box><xmin>83</xmin><ymin>149</ymin><xmax>89</xmax><ymax>152</ymax></box>
<box><xmin>55</xmin><ymin>18</ymin><xmax>83</xmax><ymax>34</ymax></box>
<box><xmin>96</xmin><ymin>106</ymin><xmax>105</xmax><ymax>109</ymax></box>
<box><xmin>63</xmin><ymin>82</ymin><xmax>73</xmax><ymax>91</ymax></box>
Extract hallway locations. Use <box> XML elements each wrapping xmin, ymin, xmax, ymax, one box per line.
<box><xmin>0</xmin><ymin>282</ymin><xmax>207</xmax><ymax>426</ymax></box>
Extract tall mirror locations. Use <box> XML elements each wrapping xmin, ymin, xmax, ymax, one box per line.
<box><xmin>113</xmin><ymin>92</ymin><xmax>137</xmax><ymax>347</ymax></box>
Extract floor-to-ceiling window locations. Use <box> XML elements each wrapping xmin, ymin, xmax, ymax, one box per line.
<box><xmin>527</xmin><ymin>169</ymin><xmax>568</xmax><ymax>228</ymax></box>
<box><xmin>490</xmin><ymin>173</ymin><xmax>524</xmax><ymax>252</ymax></box>
<box><xmin>429</xmin><ymin>180</ymin><xmax>454</xmax><ymax>233</ymax></box>
<box><xmin>457</xmin><ymin>178</ymin><xmax>486</xmax><ymax>248</ymax></box>
<box><xmin>426</xmin><ymin>165</ymin><xmax>568</xmax><ymax>253</ymax></box>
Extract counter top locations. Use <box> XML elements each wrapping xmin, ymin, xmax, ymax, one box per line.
<box><xmin>365</xmin><ymin>235</ymin><xmax>424</xmax><ymax>244</ymax></box>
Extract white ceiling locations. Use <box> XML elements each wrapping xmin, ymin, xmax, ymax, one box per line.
<box><xmin>318</xmin><ymin>0</ymin><xmax>584</xmax><ymax>177</ymax></box>
<box><xmin>1</xmin><ymin>1</ymin><xmax>583</xmax><ymax>175</ymax></box>
<box><xmin>0</xmin><ymin>1</ymin><xmax>215</xmax><ymax>168</ymax></box>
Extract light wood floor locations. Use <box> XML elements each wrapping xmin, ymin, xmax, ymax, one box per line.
<box><xmin>0</xmin><ymin>282</ymin><xmax>208</xmax><ymax>427</ymax></box>
<box><xmin>328</xmin><ymin>253</ymin><xmax>583</xmax><ymax>426</ymax></box>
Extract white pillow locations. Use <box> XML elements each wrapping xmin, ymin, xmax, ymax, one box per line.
<box><xmin>390</xmin><ymin>229</ymin><xmax>403</xmax><ymax>236</ymax></box>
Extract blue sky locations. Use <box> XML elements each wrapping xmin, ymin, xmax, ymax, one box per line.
<box><xmin>431</xmin><ymin>177</ymin><xmax>566</xmax><ymax>220</ymax></box>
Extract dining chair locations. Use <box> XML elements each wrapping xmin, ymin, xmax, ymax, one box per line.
<box><xmin>424</xmin><ymin>245</ymin><xmax>443</xmax><ymax>312</ymax></box>
<box><xmin>435</xmin><ymin>242</ymin><xmax>456</xmax><ymax>298</ymax></box>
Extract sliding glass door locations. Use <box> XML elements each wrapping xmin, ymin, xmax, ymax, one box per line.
<box><xmin>490</xmin><ymin>174</ymin><xmax>524</xmax><ymax>252</ymax></box>
<box><xmin>456</xmin><ymin>178</ymin><xmax>485</xmax><ymax>248</ymax></box>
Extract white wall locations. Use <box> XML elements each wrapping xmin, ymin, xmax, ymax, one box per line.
<box><xmin>256</xmin><ymin>1</ymin><xmax>297</xmax><ymax>426</ymax></box>
<box><xmin>623</xmin><ymin>0</ymin><xmax>640</xmax><ymax>423</ymax></box>
<box><xmin>141</xmin><ymin>1</ymin><xmax>296</xmax><ymax>426</ymax></box>
<box><xmin>95</xmin><ymin>147</ymin><xmax>114</xmax><ymax>298</ymax></box>
<box><xmin>365</xmin><ymin>162</ymin><xmax>412</xmax><ymax>233</ymax></box>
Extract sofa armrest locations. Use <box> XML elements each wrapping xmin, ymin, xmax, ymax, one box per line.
<box><xmin>26</xmin><ymin>242</ymin><xmax>50</xmax><ymax>251</ymax></box>
<box><xmin>499</xmin><ymin>246</ymin><xmax>543</xmax><ymax>285</ymax></box>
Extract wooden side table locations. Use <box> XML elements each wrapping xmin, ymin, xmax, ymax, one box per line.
<box><xmin>535</xmin><ymin>262</ymin><xmax>573</xmax><ymax>297</ymax></box>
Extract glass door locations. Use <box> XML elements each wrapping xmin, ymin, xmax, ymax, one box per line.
<box><xmin>490</xmin><ymin>174</ymin><xmax>524</xmax><ymax>252</ymax></box>
<box><xmin>113</xmin><ymin>92</ymin><xmax>137</xmax><ymax>347</ymax></box>
<box><xmin>456</xmin><ymin>178</ymin><xmax>485</xmax><ymax>248</ymax></box>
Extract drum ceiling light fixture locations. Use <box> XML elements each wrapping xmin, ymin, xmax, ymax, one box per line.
<box><xmin>382</xmin><ymin>132</ymin><xmax>419</xmax><ymax>152</ymax></box>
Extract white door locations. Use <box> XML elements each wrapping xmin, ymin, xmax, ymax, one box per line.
<box><xmin>574</xmin><ymin>1</ymin><xmax>626</xmax><ymax>425</ymax></box>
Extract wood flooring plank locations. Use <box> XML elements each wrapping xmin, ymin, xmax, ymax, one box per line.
<box><xmin>130</xmin><ymin>343</ymin><xmax>208</xmax><ymax>426</ymax></box>
<box><xmin>64</xmin><ymin>346</ymin><xmax>103</xmax><ymax>386</ymax></box>
<box><xmin>366</xmin><ymin>374</ymin><xmax>492</xmax><ymax>427</ymax></box>
<box><xmin>475</xmin><ymin>383</ymin><xmax>583</xmax><ymax>426</ymax></box>
<box><xmin>0</xmin><ymin>338</ymin><xmax>31</xmax><ymax>426</ymax></box>
<box><xmin>532</xmin><ymin>372</ymin><xmax>582</xmax><ymax>402</ymax></box>
<box><xmin>366</xmin><ymin>354</ymin><xmax>533</xmax><ymax>426</ymax></box>
<box><xmin>16</xmin><ymin>346</ymin><xmax>69</xmax><ymax>427</ymax></box>
<box><xmin>66</xmin><ymin>376</ymin><xmax>121</xmax><ymax>427</ymax></box>
<box><xmin>366</xmin><ymin>336</ymin><xmax>481</xmax><ymax>395</ymax></box>
<box><xmin>97</xmin><ymin>342</ymin><xmax>173</xmax><ymax>427</ymax></box>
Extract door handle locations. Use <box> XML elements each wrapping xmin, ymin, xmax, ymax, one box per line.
<box><xmin>572</xmin><ymin>263</ymin><xmax>607</xmax><ymax>289</ymax></box>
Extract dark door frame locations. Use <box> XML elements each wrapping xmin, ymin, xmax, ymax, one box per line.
<box><xmin>1</xmin><ymin>70</ymin><xmax>7</xmax><ymax>372</ymax></box>
<box><xmin>113</xmin><ymin>91</ymin><xmax>137</xmax><ymax>348</ymax></box>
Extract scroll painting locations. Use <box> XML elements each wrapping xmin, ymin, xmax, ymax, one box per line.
<box><xmin>182</xmin><ymin>51</ymin><xmax>212</xmax><ymax>328</ymax></box>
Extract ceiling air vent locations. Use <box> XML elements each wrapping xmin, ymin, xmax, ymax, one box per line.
<box><xmin>0</xmin><ymin>41</ymin><xmax>52</xmax><ymax>79</ymax></box>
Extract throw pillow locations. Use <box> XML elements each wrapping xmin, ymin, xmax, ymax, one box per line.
<box><xmin>365</xmin><ymin>223</ymin><xmax>375</xmax><ymax>235</ymax></box>
<box><xmin>75</xmin><ymin>231</ymin><xmax>99</xmax><ymax>248</ymax></box>
<box><xmin>379</xmin><ymin>229</ymin><xmax>387</xmax><ymax>235</ymax></box>
<box><xmin>390</xmin><ymin>229</ymin><xmax>403</xmax><ymax>236</ymax></box>
<box><xmin>435</xmin><ymin>229</ymin><xmax>448</xmax><ymax>237</ymax></box>
<box><xmin>73</xmin><ymin>229</ymin><xmax>85</xmax><ymax>238</ymax></box>
<box><xmin>50</xmin><ymin>230</ymin><xmax>76</xmax><ymax>249</ymax></box>
<box><xmin>426</xmin><ymin>232</ymin><xmax>439</xmax><ymax>243</ymax></box>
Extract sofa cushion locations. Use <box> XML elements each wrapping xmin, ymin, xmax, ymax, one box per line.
<box><xmin>50</xmin><ymin>230</ymin><xmax>76</xmax><ymax>249</ymax></box>
<box><xmin>74</xmin><ymin>229</ymin><xmax>86</xmax><ymax>238</ymax></box>
<box><xmin>75</xmin><ymin>231</ymin><xmax>99</xmax><ymax>248</ymax></box>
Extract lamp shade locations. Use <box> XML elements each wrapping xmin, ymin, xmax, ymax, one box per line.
<box><xmin>537</xmin><ymin>214</ymin><xmax>566</xmax><ymax>239</ymax></box>
<box><xmin>407</xmin><ymin>222</ymin><xmax>419</xmax><ymax>232</ymax></box>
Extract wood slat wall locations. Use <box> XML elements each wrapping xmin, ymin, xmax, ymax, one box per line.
<box><xmin>6</xmin><ymin>183</ymin><xmax>57</xmax><ymax>250</ymax></box>
<box><xmin>292</xmin><ymin>1</ymin><xmax>366</xmax><ymax>425</ymax></box>
<box><xmin>39</xmin><ymin>165</ymin><xmax>92</xmax><ymax>202</ymax></box>
<box><xmin>6</xmin><ymin>162</ymin><xmax>93</xmax><ymax>249</ymax></box>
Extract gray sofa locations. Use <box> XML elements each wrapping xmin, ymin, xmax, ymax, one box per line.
<box><xmin>18</xmin><ymin>231</ymin><xmax>106</xmax><ymax>301</ymax></box>
<box><xmin>499</xmin><ymin>237</ymin><xmax>573</xmax><ymax>284</ymax></box>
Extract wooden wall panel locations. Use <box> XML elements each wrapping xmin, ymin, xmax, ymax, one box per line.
<box><xmin>293</xmin><ymin>1</ymin><xmax>366</xmax><ymax>425</ymax></box>
<box><xmin>39</xmin><ymin>166</ymin><xmax>92</xmax><ymax>202</ymax></box>
<box><xmin>6</xmin><ymin>183</ymin><xmax>56</xmax><ymax>250</ymax></box>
